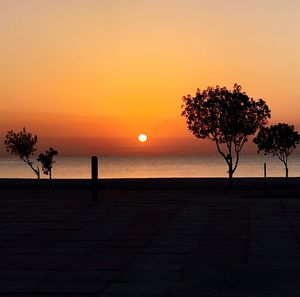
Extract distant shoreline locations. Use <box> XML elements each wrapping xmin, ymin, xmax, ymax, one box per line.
<box><xmin>1</xmin><ymin>155</ymin><xmax>300</xmax><ymax>179</ymax></box>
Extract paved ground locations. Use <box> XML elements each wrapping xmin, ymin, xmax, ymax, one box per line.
<box><xmin>0</xmin><ymin>179</ymin><xmax>300</xmax><ymax>296</ymax></box>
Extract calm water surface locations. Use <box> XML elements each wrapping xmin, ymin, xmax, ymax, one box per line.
<box><xmin>0</xmin><ymin>155</ymin><xmax>299</xmax><ymax>179</ymax></box>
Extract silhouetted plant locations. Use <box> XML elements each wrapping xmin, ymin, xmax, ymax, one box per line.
<box><xmin>37</xmin><ymin>148</ymin><xmax>58</xmax><ymax>181</ymax></box>
<box><xmin>182</xmin><ymin>84</ymin><xmax>271</xmax><ymax>185</ymax></box>
<box><xmin>254</xmin><ymin>123</ymin><xmax>300</xmax><ymax>183</ymax></box>
<box><xmin>4</xmin><ymin>128</ymin><xmax>40</xmax><ymax>179</ymax></box>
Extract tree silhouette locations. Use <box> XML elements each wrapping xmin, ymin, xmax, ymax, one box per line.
<box><xmin>37</xmin><ymin>147</ymin><xmax>58</xmax><ymax>181</ymax></box>
<box><xmin>254</xmin><ymin>123</ymin><xmax>300</xmax><ymax>183</ymax></box>
<box><xmin>182</xmin><ymin>84</ymin><xmax>271</xmax><ymax>185</ymax></box>
<box><xmin>4</xmin><ymin>128</ymin><xmax>40</xmax><ymax>179</ymax></box>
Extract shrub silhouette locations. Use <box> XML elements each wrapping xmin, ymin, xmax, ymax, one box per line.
<box><xmin>37</xmin><ymin>147</ymin><xmax>58</xmax><ymax>181</ymax></box>
<box><xmin>4</xmin><ymin>128</ymin><xmax>40</xmax><ymax>179</ymax></box>
<box><xmin>182</xmin><ymin>84</ymin><xmax>271</xmax><ymax>185</ymax></box>
<box><xmin>254</xmin><ymin>123</ymin><xmax>300</xmax><ymax>183</ymax></box>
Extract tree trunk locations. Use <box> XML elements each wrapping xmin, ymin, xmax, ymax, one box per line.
<box><xmin>35</xmin><ymin>169</ymin><xmax>40</xmax><ymax>186</ymax></box>
<box><xmin>228</xmin><ymin>163</ymin><xmax>233</xmax><ymax>188</ymax></box>
<box><xmin>285</xmin><ymin>163</ymin><xmax>289</xmax><ymax>185</ymax></box>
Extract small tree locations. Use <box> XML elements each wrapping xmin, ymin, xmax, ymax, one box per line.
<box><xmin>254</xmin><ymin>123</ymin><xmax>300</xmax><ymax>183</ymax></box>
<box><xmin>182</xmin><ymin>84</ymin><xmax>271</xmax><ymax>185</ymax></box>
<box><xmin>4</xmin><ymin>128</ymin><xmax>40</xmax><ymax>179</ymax></box>
<box><xmin>37</xmin><ymin>147</ymin><xmax>58</xmax><ymax>181</ymax></box>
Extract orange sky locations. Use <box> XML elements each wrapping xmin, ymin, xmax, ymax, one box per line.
<box><xmin>1</xmin><ymin>0</ymin><xmax>300</xmax><ymax>156</ymax></box>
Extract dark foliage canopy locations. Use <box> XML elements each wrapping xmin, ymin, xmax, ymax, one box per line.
<box><xmin>4</xmin><ymin>128</ymin><xmax>37</xmax><ymax>159</ymax></box>
<box><xmin>37</xmin><ymin>147</ymin><xmax>58</xmax><ymax>176</ymax></box>
<box><xmin>182</xmin><ymin>84</ymin><xmax>271</xmax><ymax>147</ymax></box>
<box><xmin>254</xmin><ymin>123</ymin><xmax>300</xmax><ymax>164</ymax></box>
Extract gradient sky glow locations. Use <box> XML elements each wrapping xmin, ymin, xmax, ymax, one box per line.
<box><xmin>1</xmin><ymin>0</ymin><xmax>300</xmax><ymax>155</ymax></box>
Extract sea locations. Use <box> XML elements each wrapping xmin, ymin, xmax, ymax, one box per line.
<box><xmin>0</xmin><ymin>155</ymin><xmax>299</xmax><ymax>179</ymax></box>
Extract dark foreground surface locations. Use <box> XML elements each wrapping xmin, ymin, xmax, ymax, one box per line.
<box><xmin>0</xmin><ymin>178</ymin><xmax>300</xmax><ymax>297</ymax></box>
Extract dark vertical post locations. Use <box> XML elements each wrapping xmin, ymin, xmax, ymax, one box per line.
<box><xmin>264</xmin><ymin>162</ymin><xmax>267</xmax><ymax>190</ymax></box>
<box><xmin>91</xmin><ymin>156</ymin><xmax>98</xmax><ymax>201</ymax></box>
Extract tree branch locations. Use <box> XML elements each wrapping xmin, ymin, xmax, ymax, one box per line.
<box><xmin>215</xmin><ymin>139</ymin><xmax>229</xmax><ymax>166</ymax></box>
<box><xmin>24</xmin><ymin>156</ymin><xmax>39</xmax><ymax>176</ymax></box>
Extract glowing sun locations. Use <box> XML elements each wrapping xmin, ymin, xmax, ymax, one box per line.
<box><xmin>138</xmin><ymin>133</ymin><xmax>148</xmax><ymax>143</ymax></box>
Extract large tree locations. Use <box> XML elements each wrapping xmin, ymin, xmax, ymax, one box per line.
<box><xmin>182</xmin><ymin>84</ymin><xmax>271</xmax><ymax>184</ymax></box>
<box><xmin>253</xmin><ymin>123</ymin><xmax>300</xmax><ymax>183</ymax></box>
<box><xmin>4</xmin><ymin>128</ymin><xmax>40</xmax><ymax>179</ymax></box>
